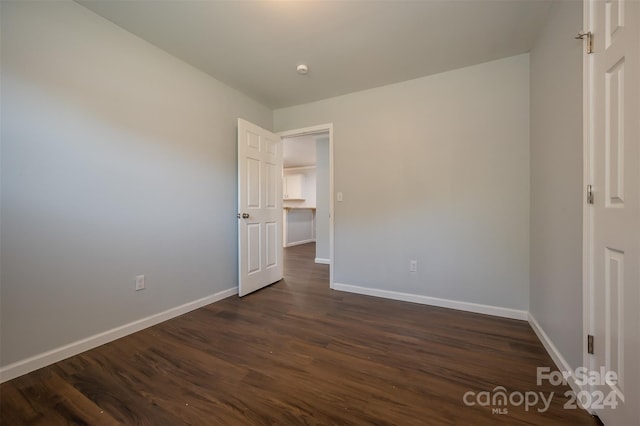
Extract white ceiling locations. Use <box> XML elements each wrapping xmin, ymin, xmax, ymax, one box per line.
<box><xmin>77</xmin><ymin>0</ymin><xmax>552</xmax><ymax>109</ymax></box>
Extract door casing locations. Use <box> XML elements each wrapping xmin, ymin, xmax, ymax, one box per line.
<box><xmin>278</xmin><ymin>124</ymin><xmax>335</xmax><ymax>289</ymax></box>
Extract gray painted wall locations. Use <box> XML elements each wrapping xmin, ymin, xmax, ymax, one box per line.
<box><xmin>286</xmin><ymin>210</ymin><xmax>315</xmax><ymax>245</ymax></box>
<box><xmin>1</xmin><ymin>0</ymin><xmax>582</xmax><ymax>375</ymax></box>
<box><xmin>529</xmin><ymin>1</ymin><xmax>584</xmax><ymax>369</ymax></box>
<box><xmin>274</xmin><ymin>55</ymin><xmax>530</xmax><ymax>311</ymax></box>
<box><xmin>0</xmin><ymin>1</ymin><xmax>271</xmax><ymax>366</ymax></box>
<box><xmin>315</xmin><ymin>136</ymin><xmax>330</xmax><ymax>261</ymax></box>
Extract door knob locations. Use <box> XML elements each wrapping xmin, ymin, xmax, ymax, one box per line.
<box><xmin>242</xmin><ymin>213</ymin><xmax>250</xmax><ymax>219</ymax></box>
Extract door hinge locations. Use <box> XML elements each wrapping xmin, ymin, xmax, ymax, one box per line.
<box><xmin>587</xmin><ymin>334</ymin><xmax>594</xmax><ymax>354</ymax></box>
<box><xmin>587</xmin><ymin>184</ymin><xmax>594</xmax><ymax>204</ymax></box>
<box><xmin>576</xmin><ymin>31</ymin><xmax>594</xmax><ymax>54</ymax></box>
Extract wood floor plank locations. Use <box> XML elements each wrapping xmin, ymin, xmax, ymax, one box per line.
<box><xmin>1</xmin><ymin>243</ymin><xmax>600</xmax><ymax>425</ymax></box>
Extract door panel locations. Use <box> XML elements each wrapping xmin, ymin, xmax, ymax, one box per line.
<box><xmin>238</xmin><ymin>119</ymin><xmax>283</xmax><ymax>296</ymax></box>
<box><xmin>604</xmin><ymin>57</ymin><xmax>624</xmax><ymax>206</ymax></box>
<box><xmin>247</xmin><ymin>158</ymin><xmax>260</xmax><ymax>208</ymax></box>
<box><xmin>603</xmin><ymin>247</ymin><xmax>624</xmax><ymax>397</ymax></box>
<box><xmin>605</xmin><ymin>0</ymin><xmax>624</xmax><ymax>48</ymax></box>
<box><xmin>266</xmin><ymin>222</ymin><xmax>277</xmax><ymax>268</ymax></box>
<box><xmin>266</xmin><ymin>162</ymin><xmax>277</xmax><ymax>208</ymax></box>
<box><xmin>588</xmin><ymin>0</ymin><xmax>639</xmax><ymax>424</ymax></box>
<box><xmin>247</xmin><ymin>223</ymin><xmax>261</xmax><ymax>275</ymax></box>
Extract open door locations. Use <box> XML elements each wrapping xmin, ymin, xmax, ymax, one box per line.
<box><xmin>586</xmin><ymin>0</ymin><xmax>639</xmax><ymax>424</ymax></box>
<box><xmin>237</xmin><ymin>119</ymin><xmax>283</xmax><ymax>296</ymax></box>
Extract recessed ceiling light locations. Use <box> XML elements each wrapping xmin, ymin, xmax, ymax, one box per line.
<box><xmin>296</xmin><ymin>64</ymin><xmax>309</xmax><ymax>75</ymax></box>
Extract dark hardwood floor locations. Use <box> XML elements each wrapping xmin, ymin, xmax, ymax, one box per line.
<box><xmin>1</xmin><ymin>243</ymin><xmax>600</xmax><ymax>425</ymax></box>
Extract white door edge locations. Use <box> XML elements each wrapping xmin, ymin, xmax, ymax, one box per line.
<box><xmin>582</xmin><ymin>0</ymin><xmax>595</xmax><ymax>403</ymax></box>
<box><xmin>582</xmin><ymin>0</ymin><xmax>640</xmax><ymax>422</ymax></box>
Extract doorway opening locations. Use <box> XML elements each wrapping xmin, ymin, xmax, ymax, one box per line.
<box><xmin>279</xmin><ymin>124</ymin><xmax>334</xmax><ymax>288</ymax></box>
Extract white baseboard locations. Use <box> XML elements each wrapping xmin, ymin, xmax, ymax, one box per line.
<box><xmin>333</xmin><ymin>282</ymin><xmax>528</xmax><ymax>320</ymax></box>
<box><xmin>0</xmin><ymin>287</ymin><xmax>238</xmax><ymax>383</ymax></box>
<box><xmin>528</xmin><ymin>313</ymin><xmax>583</xmax><ymax>397</ymax></box>
<box><xmin>315</xmin><ymin>258</ymin><xmax>331</xmax><ymax>264</ymax></box>
<box><xmin>285</xmin><ymin>238</ymin><xmax>316</xmax><ymax>247</ymax></box>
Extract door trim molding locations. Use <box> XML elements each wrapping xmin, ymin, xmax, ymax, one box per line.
<box><xmin>581</xmin><ymin>0</ymin><xmax>594</xmax><ymax>391</ymax></box>
<box><xmin>278</xmin><ymin>123</ymin><xmax>335</xmax><ymax>289</ymax></box>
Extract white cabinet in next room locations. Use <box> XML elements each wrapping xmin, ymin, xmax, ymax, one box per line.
<box><xmin>283</xmin><ymin>173</ymin><xmax>303</xmax><ymax>200</ymax></box>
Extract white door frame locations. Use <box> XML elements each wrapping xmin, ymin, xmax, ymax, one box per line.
<box><xmin>581</xmin><ymin>0</ymin><xmax>593</xmax><ymax>399</ymax></box>
<box><xmin>278</xmin><ymin>123</ymin><xmax>334</xmax><ymax>289</ymax></box>
<box><xmin>582</xmin><ymin>0</ymin><xmax>640</xmax><ymax>421</ymax></box>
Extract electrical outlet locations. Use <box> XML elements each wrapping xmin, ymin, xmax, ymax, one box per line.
<box><xmin>135</xmin><ymin>275</ymin><xmax>145</xmax><ymax>291</ymax></box>
<box><xmin>409</xmin><ymin>260</ymin><xmax>417</xmax><ymax>272</ymax></box>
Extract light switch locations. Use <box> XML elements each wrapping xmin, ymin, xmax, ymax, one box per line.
<box><xmin>337</xmin><ymin>192</ymin><xmax>343</xmax><ymax>202</ymax></box>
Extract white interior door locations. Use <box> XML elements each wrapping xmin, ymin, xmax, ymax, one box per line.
<box><xmin>237</xmin><ymin>118</ymin><xmax>283</xmax><ymax>297</ymax></box>
<box><xmin>587</xmin><ymin>0</ymin><xmax>639</xmax><ymax>424</ymax></box>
